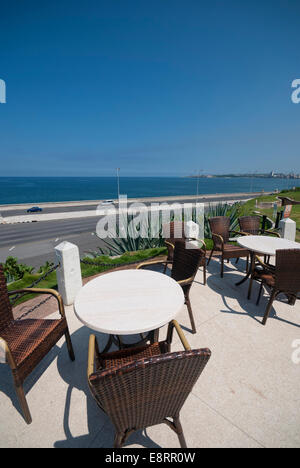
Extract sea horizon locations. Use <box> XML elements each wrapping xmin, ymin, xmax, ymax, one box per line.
<box><xmin>0</xmin><ymin>176</ymin><xmax>300</xmax><ymax>206</ymax></box>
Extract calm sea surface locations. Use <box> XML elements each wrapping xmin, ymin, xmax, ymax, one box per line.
<box><xmin>0</xmin><ymin>177</ymin><xmax>299</xmax><ymax>205</ymax></box>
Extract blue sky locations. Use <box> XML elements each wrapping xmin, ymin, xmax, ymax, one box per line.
<box><xmin>0</xmin><ymin>0</ymin><xmax>299</xmax><ymax>176</ymax></box>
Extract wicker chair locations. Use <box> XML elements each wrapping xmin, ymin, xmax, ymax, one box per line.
<box><xmin>207</xmin><ymin>216</ymin><xmax>249</xmax><ymax>278</ymax></box>
<box><xmin>252</xmin><ymin>249</ymin><xmax>300</xmax><ymax>325</ymax></box>
<box><xmin>162</xmin><ymin>221</ymin><xmax>207</xmax><ymax>285</ymax></box>
<box><xmin>0</xmin><ymin>265</ymin><xmax>75</xmax><ymax>424</ymax></box>
<box><xmin>137</xmin><ymin>240</ymin><xmax>206</xmax><ymax>334</ymax></box>
<box><xmin>87</xmin><ymin>320</ymin><xmax>211</xmax><ymax>448</ymax></box>
<box><xmin>237</xmin><ymin>216</ymin><xmax>280</xmax><ymax>264</ymax></box>
<box><xmin>238</xmin><ymin>216</ymin><xmax>280</xmax><ymax>237</ymax></box>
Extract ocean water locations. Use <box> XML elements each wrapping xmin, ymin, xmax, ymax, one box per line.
<box><xmin>0</xmin><ymin>177</ymin><xmax>299</xmax><ymax>205</ymax></box>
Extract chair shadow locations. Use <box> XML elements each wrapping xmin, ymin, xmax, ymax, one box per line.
<box><xmin>54</xmin><ymin>326</ymin><xmax>162</xmax><ymax>448</ymax></box>
<box><xmin>0</xmin><ymin>345</ymin><xmax>61</xmax><ymax>422</ymax></box>
<box><xmin>206</xmin><ymin>257</ymin><xmax>300</xmax><ymax>329</ymax></box>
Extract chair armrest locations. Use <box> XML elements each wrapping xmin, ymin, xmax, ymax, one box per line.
<box><xmin>255</xmin><ymin>256</ymin><xmax>274</xmax><ymax>272</ymax></box>
<box><xmin>87</xmin><ymin>334</ymin><xmax>101</xmax><ymax>379</ymax></box>
<box><xmin>8</xmin><ymin>288</ymin><xmax>66</xmax><ymax>318</ymax></box>
<box><xmin>87</xmin><ymin>334</ymin><xmax>96</xmax><ymax>379</ymax></box>
<box><xmin>177</xmin><ymin>275</ymin><xmax>195</xmax><ymax>287</ymax></box>
<box><xmin>166</xmin><ymin>320</ymin><xmax>191</xmax><ymax>351</ymax></box>
<box><xmin>136</xmin><ymin>259</ymin><xmax>169</xmax><ymax>270</ymax></box>
<box><xmin>165</xmin><ymin>240</ymin><xmax>175</xmax><ymax>260</ymax></box>
<box><xmin>211</xmin><ymin>232</ymin><xmax>224</xmax><ymax>247</ymax></box>
<box><xmin>0</xmin><ymin>336</ymin><xmax>17</xmax><ymax>368</ymax></box>
<box><xmin>263</xmin><ymin>230</ymin><xmax>281</xmax><ymax>238</ymax></box>
<box><xmin>165</xmin><ymin>240</ymin><xmax>175</xmax><ymax>250</ymax></box>
<box><xmin>230</xmin><ymin>230</ymin><xmax>249</xmax><ymax>237</ymax></box>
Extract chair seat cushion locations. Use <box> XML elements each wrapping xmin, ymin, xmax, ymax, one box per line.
<box><xmin>223</xmin><ymin>244</ymin><xmax>249</xmax><ymax>257</ymax></box>
<box><xmin>260</xmin><ymin>274</ymin><xmax>275</xmax><ymax>287</ymax></box>
<box><xmin>97</xmin><ymin>341</ymin><xmax>168</xmax><ymax>372</ymax></box>
<box><xmin>253</xmin><ymin>268</ymin><xmax>276</xmax><ymax>287</ymax></box>
<box><xmin>1</xmin><ymin>318</ymin><xmax>67</xmax><ymax>374</ymax></box>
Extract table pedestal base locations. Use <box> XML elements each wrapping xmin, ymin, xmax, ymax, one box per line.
<box><xmin>235</xmin><ymin>252</ymin><xmax>255</xmax><ymax>292</ymax></box>
<box><xmin>102</xmin><ymin>329</ymin><xmax>160</xmax><ymax>352</ymax></box>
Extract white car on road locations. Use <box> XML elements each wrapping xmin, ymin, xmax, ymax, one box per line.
<box><xmin>101</xmin><ymin>200</ymin><xmax>115</xmax><ymax>205</ymax></box>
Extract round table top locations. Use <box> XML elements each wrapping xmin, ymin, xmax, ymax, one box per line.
<box><xmin>237</xmin><ymin>235</ymin><xmax>300</xmax><ymax>256</ymax></box>
<box><xmin>74</xmin><ymin>269</ymin><xmax>185</xmax><ymax>335</ymax></box>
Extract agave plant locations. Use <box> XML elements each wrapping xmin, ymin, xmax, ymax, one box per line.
<box><xmin>90</xmin><ymin>211</ymin><xmax>166</xmax><ymax>256</ymax></box>
<box><xmin>90</xmin><ymin>202</ymin><xmax>242</xmax><ymax>257</ymax></box>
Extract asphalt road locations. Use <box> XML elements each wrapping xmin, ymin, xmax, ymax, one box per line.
<box><xmin>0</xmin><ymin>217</ymin><xmax>100</xmax><ymax>247</ymax></box>
<box><xmin>0</xmin><ymin>193</ymin><xmax>256</xmax><ymax>267</ymax></box>
<box><xmin>0</xmin><ymin>194</ymin><xmax>254</xmax><ymax>217</ymax></box>
<box><xmin>0</xmin><ymin>217</ymin><xmax>106</xmax><ymax>267</ymax></box>
<box><xmin>1</xmin><ymin>204</ymin><xmax>100</xmax><ymax>217</ymax></box>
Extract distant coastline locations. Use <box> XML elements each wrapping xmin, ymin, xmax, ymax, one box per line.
<box><xmin>187</xmin><ymin>172</ymin><xmax>300</xmax><ymax>180</ymax></box>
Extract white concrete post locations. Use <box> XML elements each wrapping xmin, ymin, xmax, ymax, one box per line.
<box><xmin>185</xmin><ymin>220</ymin><xmax>200</xmax><ymax>239</ymax></box>
<box><xmin>55</xmin><ymin>241</ymin><xmax>82</xmax><ymax>305</ymax></box>
<box><xmin>279</xmin><ymin>218</ymin><xmax>296</xmax><ymax>241</ymax></box>
<box><xmin>184</xmin><ymin>218</ymin><xmax>205</xmax><ymax>249</ymax></box>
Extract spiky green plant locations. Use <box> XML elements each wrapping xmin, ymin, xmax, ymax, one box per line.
<box><xmin>91</xmin><ymin>202</ymin><xmax>241</xmax><ymax>256</ymax></box>
<box><xmin>90</xmin><ymin>211</ymin><xmax>166</xmax><ymax>256</ymax></box>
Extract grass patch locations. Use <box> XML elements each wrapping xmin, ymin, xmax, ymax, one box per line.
<box><xmin>240</xmin><ymin>189</ymin><xmax>300</xmax><ymax>242</ymax></box>
<box><xmin>80</xmin><ymin>247</ymin><xmax>167</xmax><ymax>278</ymax></box>
<box><xmin>204</xmin><ymin>238</ymin><xmax>214</xmax><ymax>250</ymax></box>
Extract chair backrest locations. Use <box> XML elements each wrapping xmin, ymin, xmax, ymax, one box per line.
<box><xmin>0</xmin><ymin>265</ymin><xmax>14</xmax><ymax>330</ymax></box>
<box><xmin>208</xmin><ymin>216</ymin><xmax>230</xmax><ymax>244</ymax></box>
<box><xmin>171</xmin><ymin>240</ymin><xmax>204</xmax><ymax>284</ymax></box>
<box><xmin>88</xmin><ymin>348</ymin><xmax>211</xmax><ymax>433</ymax></box>
<box><xmin>162</xmin><ymin>221</ymin><xmax>185</xmax><ymax>241</ymax></box>
<box><xmin>275</xmin><ymin>249</ymin><xmax>300</xmax><ymax>293</ymax></box>
<box><xmin>239</xmin><ymin>216</ymin><xmax>260</xmax><ymax>235</ymax></box>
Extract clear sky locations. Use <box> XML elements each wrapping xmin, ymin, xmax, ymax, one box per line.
<box><xmin>0</xmin><ymin>0</ymin><xmax>299</xmax><ymax>177</ymax></box>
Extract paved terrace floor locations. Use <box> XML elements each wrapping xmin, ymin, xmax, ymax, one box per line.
<box><xmin>0</xmin><ymin>257</ymin><xmax>300</xmax><ymax>448</ymax></box>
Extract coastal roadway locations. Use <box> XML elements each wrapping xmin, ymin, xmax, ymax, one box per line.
<box><xmin>0</xmin><ymin>217</ymin><xmax>104</xmax><ymax>268</ymax></box>
<box><xmin>0</xmin><ymin>192</ymin><xmax>261</xmax><ymax>217</ymax></box>
<box><xmin>0</xmin><ymin>192</ymin><xmax>267</xmax><ymax>267</ymax></box>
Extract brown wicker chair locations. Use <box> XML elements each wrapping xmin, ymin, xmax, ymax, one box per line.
<box><xmin>237</xmin><ymin>216</ymin><xmax>280</xmax><ymax>264</ymax></box>
<box><xmin>238</xmin><ymin>216</ymin><xmax>280</xmax><ymax>237</ymax></box>
<box><xmin>137</xmin><ymin>240</ymin><xmax>205</xmax><ymax>334</ymax></box>
<box><xmin>252</xmin><ymin>249</ymin><xmax>300</xmax><ymax>325</ymax></box>
<box><xmin>87</xmin><ymin>320</ymin><xmax>211</xmax><ymax>448</ymax></box>
<box><xmin>162</xmin><ymin>221</ymin><xmax>207</xmax><ymax>285</ymax></box>
<box><xmin>207</xmin><ymin>216</ymin><xmax>249</xmax><ymax>278</ymax></box>
<box><xmin>0</xmin><ymin>265</ymin><xmax>75</xmax><ymax>424</ymax></box>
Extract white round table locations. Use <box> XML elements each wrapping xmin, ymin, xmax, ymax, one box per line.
<box><xmin>236</xmin><ymin>235</ymin><xmax>300</xmax><ymax>296</ymax></box>
<box><xmin>74</xmin><ymin>269</ymin><xmax>184</xmax><ymax>349</ymax></box>
<box><xmin>237</xmin><ymin>235</ymin><xmax>300</xmax><ymax>257</ymax></box>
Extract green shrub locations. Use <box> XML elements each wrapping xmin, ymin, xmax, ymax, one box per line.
<box><xmin>3</xmin><ymin>256</ymin><xmax>34</xmax><ymax>283</ymax></box>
